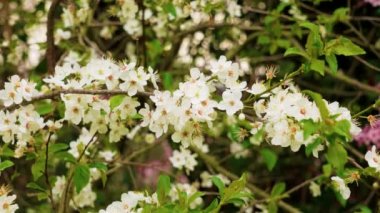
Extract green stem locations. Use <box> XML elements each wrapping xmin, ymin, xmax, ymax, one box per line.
<box><xmin>353</xmin><ymin>100</ymin><xmax>380</xmax><ymax>118</ymax></box>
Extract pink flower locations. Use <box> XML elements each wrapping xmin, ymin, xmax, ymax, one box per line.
<box><xmin>355</xmin><ymin>120</ymin><xmax>380</xmax><ymax>147</ymax></box>
<box><xmin>364</xmin><ymin>0</ymin><xmax>380</xmax><ymax>7</ymax></box>
<box><xmin>135</xmin><ymin>142</ymin><xmax>173</xmax><ymax>187</ymax></box>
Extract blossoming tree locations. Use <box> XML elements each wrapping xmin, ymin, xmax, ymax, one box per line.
<box><xmin>1</xmin><ymin>0</ymin><xmax>380</xmax><ymax>212</ymax></box>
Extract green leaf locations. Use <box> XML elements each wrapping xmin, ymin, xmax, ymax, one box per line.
<box><xmin>178</xmin><ymin>190</ymin><xmax>187</xmax><ymax>210</ymax></box>
<box><xmin>310</xmin><ymin>58</ymin><xmax>325</xmax><ymax>75</ymax></box>
<box><xmin>268</xmin><ymin>201</ymin><xmax>278</xmax><ymax>213</ymax></box>
<box><xmin>325</xmin><ymin>37</ymin><xmax>365</xmax><ymax>56</ymax></box>
<box><xmin>271</xmin><ymin>182</ymin><xmax>286</xmax><ymax>197</ymax></box>
<box><xmin>162</xmin><ymin>72</ymin><xmax>173</xmax><ymax>91</ymax></box>
<box><xmin>303</xmin><ymin>90</ymin><xmax>329</xmax><ymax>121</ymax></box>
<box><xmin>204</xmin><ymin>199</ymin><xmax>219</xmax><ymax>213</ymax></box>
<box><xmin>147</xmin><ymin>40</ymin><xmax>163</xmax><ymax>62</ymax></box>
<box><xmin>89</xmin><ymin>162</ymin><xmax>108</xmax><ymax>186</ymax></box>
<box><xmin>54</xmin><ymin>152</ymin><xmax>76</xmax><ymax>164</ymax></box>
<box><xmin>222</xmin><ymin>173</ymin><xmax>248</xmax><ymax>203</ymax></box>
<box><xmin>32</xmin><ymin>158</ymin><xmax>45</xmax><ymax>181</ymax></box>
<box><xmin>57</xmin><ymin>101</ymin><xmax>66</xmax><ymax>118</ymax></box>
<box><xmin>0</xmin><ymin>160</ymin><xmax>14</xmax><ymax>171</ymax></box>
<box><xmin>276</xmin><ymin>39</ymin><xmax>290</xmax><ymax>48</ymax></box>
<box><xmin>0</xmin><ymin>145</ymin><xmax>15</xmax><ymax>157</ymax></box>
<box><xmin>334</xmin><ymin>190</ymin><xmax>347</xmax><ymax>207</ymax></box>
<box><xmin>227</xmin><ymin>125</ymin><xmax>241</xmax><ymax>142</ymax></box>
<box><xmin>300</xmin><ymin>22</ymin><xmax>323</xmax><ymax>57</ymax></box>
<box><xmin>110</xmin><ymin>95</ymin><xmax>125</xmax><ymax>110</ymax></box>
<box><xmin>299</xmin><ymin>22</ymin><xmax>320</xmax><ymax>34</ymax></box>
<box><xmin>284</xmin><ymin>47</ymin><xmax>308</xmax><ymax>58</ymax></box>
<box><xmin>325</xmin><ymin>54</ymin><xmax>338</xmax><ymax>73</ymax></box>
<box><xmin>73</xmin><ymin>164</ymin><xmax>90</xmax><ymax>193</ymax></box>
<box><xmin>35</xmin><ymin>101</ymin><xmax>54</xmax><ymax>115</ymax></box>
<box><xmin>323</xmin><ymin>164</ymin><xmax>332</xmax><ymax>177</ymax></box>
<box><xmin>333</xmin><ymin>8</ymin><xmax>349</xmax><ymax>22</ymax></box>
<box><xmin>157</xmin><ymin>175</ymin><xmax>171</xmax><ymax>204</ymax></box>
<box><xmin>49</xmin><ymin>143</ymin><xmax>69</xmax><ymax>153</ymax></box>
<box><xmin>355</xmin><ymin>205</ymin><xmax>373</xmax><ymax>213</ymax></box>
<box><xmin>260</xmin><ymin>148</ymin><xmax>278</xmax><ymax>171</ymax></box>
<box><xmin>332</xmin><ymin>119</ymin><xmax>351</xmax><ymax>140</ymax></box>
<box><xmin>212</xmin><ymin>176</ymin><xmax>225</xmax><ymax>194</ymax></box>
<box><xmin>27</xmin><ymin>182</ymin><xmax>46</xmax><ymax>192</ymax></box>
<box><xmin>258</xmin><ymin>35</ymin><xmax>271</xmax><ymax>44</ymax></box>
<box><xmin>326</xmin><ymin>142</ymin><xmax>347</xmax><ymax>171</ymax></box>
<box><xmin>89</xmin><ymin>162</ymin><xmax>108</xmax><ymax>172</ymax></box>
<box><xmin>305</xmin><ymin>138</ymin><xmax>322</xmax><ymax>157</ymax></box>
<box><xmin>188</xmin><ymin>191</ymin><xmax>204</xmax><ymax>205</ymax></box>
<box><xmin>37</xmin><ymin>192</ymin><xmax>49</xmax><ymax>201</ymax></box>
<box><xmin>301</xmin><ymin>119</ymin><xmax>320</xmax><ymax>139</ymax></box>
<box><xmin>163</xmin><ymin>3</ymin><xmax>176</xmax><ymax>17</ymax></box>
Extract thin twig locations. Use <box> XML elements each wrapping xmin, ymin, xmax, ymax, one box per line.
<box><xmin>353</xmin><ymin>56</ymin><xmax>380</xmax><ymax>73</ymax></box>
<box><xmin>107</xmin><ymin>138</ymin><xmax>165</xmax><ymax>175</ymax></box>
<box><xmin>326</xmin><ymin>70</ymin><xmax>380</xmax><ymax>96</ymax></box>
<box><xmin>352</xmin><ymin>100</ymin><xmax>380</xmax><ymax>118</ymax></box>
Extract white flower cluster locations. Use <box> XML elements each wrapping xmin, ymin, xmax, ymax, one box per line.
<box><xmin>44</xmin><ymin>56</ymin><xmax>154</xmax><ymax>92</ymax></box>
<box><xmin>331</xmin><ymin>176</ymin><xmax>350</xmax><ymax>200</ymax></box>
<box><xmin>110</xmin><ymin>0</ymin><xmax>243</xmax><ymax>39</ymax></box>
<box><xmin>0</xmin><ymin>105</ymin><xmax>45</xmax><ymax>157</ymax></box>
<box><xmin>43</xmin><ymin>57</ymin><xmax>155</xmax><ymax>143</ymax></box>
<box><xmin>252</xmin><ymin>82</ymin><xmax>360</xmax><ymax>156</ymax></box>
<box><xmin>52</xmin><ymin>174</ymin><xmax>97</xmax><ymax>209</ymax></box>
<box><xmin>169</xmin><ymin>183</ymin><xmax>203</xmax><ymax>209</ymax></box>
<box><xmin>139</xmin><ymin>56</ymin><xmax>249</xmax><ymax>172</ymax></box>
<box><xmin>0</xmin><ymin>188</ymin><xmax>18</xmax><ymax>213</ymax></box>
<box><xmin>169</xmin><ymin>147</ymin><xmax>198</xmax><ymax>174</ymax></box>
<box><xmin>200</xmin><ymin>171</ymin><xmax>230</xmax><ymax>188</ymax></box>
<box><xmin>0</xmin><ymin>75</ymin><xmax>39</xmax><ymax>107</ymax></box>
<box><xmin>100</xmin><ymin>191</ymin><xmax>157</xmax><ymax>213</ymax></box>
<box><xmin>68</xmin><ymin>127</ymin><xmax>96</xmax><ymax>159</ymax></box>
<box><xmin>365</xmin><ymin>146</ymin><xmax>380</xmax><ymax>172</ymax></box>
<box><xmin>99</xmin><ymin>182</ymin><xmax>204</xmax><ymax>212</ymax></box>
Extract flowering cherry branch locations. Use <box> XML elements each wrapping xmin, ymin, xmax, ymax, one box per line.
<box><xmin>1</xmin><ymin>89</ymin><xmax>152</xmax><ymax>111</ymax></box>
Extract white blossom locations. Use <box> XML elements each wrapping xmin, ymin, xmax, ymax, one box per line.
<box><xmin>331</xmin><ymin>176</ymin><xmax>350</xmax><ymax>200</ymax></box>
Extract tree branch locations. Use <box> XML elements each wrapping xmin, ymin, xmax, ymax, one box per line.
<box><xmin>46</xmin><ymin>0</ymin><xmax>63</xmax><ymax>74</ymax></box>
<box><xmin>1</xmin><ymin>89</ymin><xmax>152</xmax><ymax>111</ymax></box>
<box><xmin>326</xmin><ymin>70</ymin><xmax>380</xmax><ymax>95</ymax></box>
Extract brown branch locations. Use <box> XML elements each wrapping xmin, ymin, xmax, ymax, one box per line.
<box><xmin>326</xmin><ymin>70</ymin><xmax>380</xmax><ymax>95</ymax></box>
<box><xmin>0</xmin><ymin>0</ymin><xmax>11</xmax><ymax>41</ymax></box>
<box><xmin>89</xmin><ymin>21</ymin><xmax>123</xmax><ymax>27</ymax></box>
<box><xmin>46</xmin><ymin>0</ymin><xmax>63</xmax><ymax>74</ymax></box>
<box><xmin>138</xmin><ymin>0</ymin><xmax>147</xmax><ymax>67</ymax></box>
<box><xmin>1</xmin><ymin>89</ymin><xmax>152</xmax><ymax>111</ymax></box>
<box><xmin>353</xmin><ymin>56</ymin><xmax>380</xmax><ymax>73</ymax></box>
